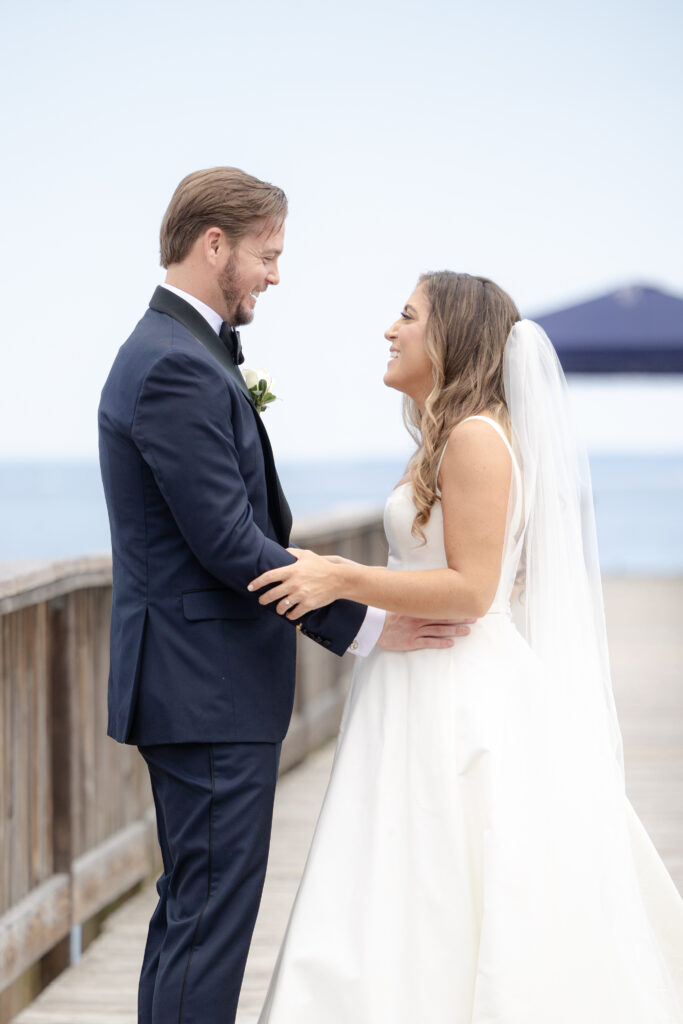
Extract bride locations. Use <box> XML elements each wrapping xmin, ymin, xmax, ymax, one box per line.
<box><xmin>249</xmin><ymin>272</ymin><xmax>683</xmax><ymax>1022</ymax></box>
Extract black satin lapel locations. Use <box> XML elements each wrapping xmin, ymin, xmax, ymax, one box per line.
<box><xmin>148</xmin><ymin>287</ymin><xmax>292</xmax><ymax>545</ymax></box>
<box><xmin>275</xmin><ymin>476</ymin><xmax>293</xmax><ymax>544</ymax></box>
<box><xmin>252</xmin><ymin>416</ymin><xmax>293</xmax><ymax>544</ymax></box>
<box><xmin>149</xmin><ymin>287</ymin><xmax>255</xmax><ymax>405</ymax></box>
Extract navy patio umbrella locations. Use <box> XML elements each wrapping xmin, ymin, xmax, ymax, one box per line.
<box><xmin>532</xmin><ymin>284</ymin><xmax>683</xmax><ymax>373</ymax></box>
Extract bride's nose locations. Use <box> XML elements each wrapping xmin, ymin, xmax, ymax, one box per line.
<box><xmin>384</xmin><ymin>322</ymin><xmax>398</xmax><ymax>341</ymax></box>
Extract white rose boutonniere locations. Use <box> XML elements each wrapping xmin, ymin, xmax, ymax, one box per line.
<box><xmin>241</xmin><ymin>367</ymin><xmax>277</xmax><ymax>414</ymax></box>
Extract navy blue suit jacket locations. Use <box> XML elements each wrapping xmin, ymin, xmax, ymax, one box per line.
<box><xmin>98</xmin><ymin>287</ymin><xmax>366</xmax><ymax>745</ymax></box>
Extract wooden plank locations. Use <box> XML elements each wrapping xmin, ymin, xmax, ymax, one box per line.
<box><xmin>92</xmin><ymin>590</ymin><xmax>110</xmax><ymax>848</ymax></box>
<box><xmin>0</xmin><ymin>617</ymin><xmax>11</xmax><ymax>915</ymax></box>
<box><xmin>0</xmin><ymin>560</ymin><xmax>113</xmax><ymax>617</ymax></box>
<box><xmin>69</xmin><ymin>591</ymin><xmax>90</xmax><ymax>859</ymax></box>
<box><xmin>10</xmin><ymin>610</ymin><xmax>30</xmax><ymax>908</ymax></box>
<box><xmin>34</xmin><ymin>603</ymin><xmax>52</xmax><ymax>887</ymax></box>
<box><xmin>28</xmin><ymin>604</ymin><xmax>49</xmax><ymax>891</ymax></box>
<box><xmin>71</xmin><ymin>823</ymin><xmax>155</xmax><ymax>925</ymax></box>
<box><xmin>605</xmin><ymin>577</ymin><xmax>683</xmax><ymax>892</ymax></box>
<box><xmin>48</xmin><ymin>598</ymin><xmax>72</xmax><ymax>882</ymax></box>
<box><xmin>0</xmin><ymin>876</ymin><xmax>70</xmax><ymax>991</ymax></box>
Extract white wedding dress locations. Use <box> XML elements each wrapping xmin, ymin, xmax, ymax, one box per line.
<box><xmin>259</xmin><ymin>416</ymin><xmax>683</xmax><ymax>1024</ymax></box>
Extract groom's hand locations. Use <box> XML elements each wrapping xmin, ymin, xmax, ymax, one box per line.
<box><xmin>377</xmin><ymin>613</ymin><xmax>475</xmax><ymax>651</ymax></box>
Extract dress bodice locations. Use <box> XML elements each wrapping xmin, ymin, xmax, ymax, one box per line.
<box><xmin>384</xmin><ymin>416</ymin><xmax>523</xmax><ymax>615</ymax></box>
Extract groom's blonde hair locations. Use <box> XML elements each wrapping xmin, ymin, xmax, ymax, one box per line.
<box><xmin>160</xmin><ymin>167</ymin><xmax>288</xmax><ymax>267</ymax></box>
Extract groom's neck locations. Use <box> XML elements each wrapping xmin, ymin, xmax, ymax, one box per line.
<box><xmin>165</xmin><ymin>262</ymin><xmax>228</xmax><ymax>322</ymax></box>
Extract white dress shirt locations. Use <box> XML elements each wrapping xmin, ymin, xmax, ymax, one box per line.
<box><xmin>159</xmin><ymin>283</ymin><xmax>385</xmax><ymax>655</ymax></box>
<box><xmin>161</xmin><ymin>282</ymin><xmax>224</xmax><ymax>333</ymax></box>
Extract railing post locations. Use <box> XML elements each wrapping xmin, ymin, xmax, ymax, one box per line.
<box><xmin>39</xmin><ymin>596</ymin><xmax>72</xmax><ymax>987</ymax></box>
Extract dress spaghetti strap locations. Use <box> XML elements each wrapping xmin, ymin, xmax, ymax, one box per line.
<box><xmin>461</xmin><ymin>415</ymin><xmax>515</xmax><ymax>457</ymax></box>
<box><xmin>436</xmin><ymin>414</ymin><xmax>519</xmax><ymax>493</ymax></box>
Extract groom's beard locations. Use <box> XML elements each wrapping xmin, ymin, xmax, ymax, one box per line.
<box><xmin>219</xmin><ymin>255</ymin><xmax>253</xmax><ymax>327</ymax></box>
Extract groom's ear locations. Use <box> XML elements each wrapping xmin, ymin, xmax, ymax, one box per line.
<box><xmin>202</xmin><ymin>226</ymin><xmax>232</xmax><ymax>266</ymax></box>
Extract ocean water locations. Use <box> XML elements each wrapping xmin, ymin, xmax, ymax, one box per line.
<box><xmin>0</xmin><ymin>455</ymin><xmax>681</xmax><ymax>575</ymax></box>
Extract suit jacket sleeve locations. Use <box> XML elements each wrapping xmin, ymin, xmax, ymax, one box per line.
<box><xmin>131</xmin><ymin>349</ymin><xmax>366</xmax><ymax>655</ymax></box>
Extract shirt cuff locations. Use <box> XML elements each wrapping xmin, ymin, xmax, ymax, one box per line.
<box><xmin>347</xmin><ymin>606</ymin><xmax>386</xmax><ymax>656</ymax></box>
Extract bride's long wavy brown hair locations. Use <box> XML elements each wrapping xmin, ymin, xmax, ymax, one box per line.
<box><xmin>404</xmin><ymin>271</ymin><xmax>521</xmax><ymax>541</ymax></box>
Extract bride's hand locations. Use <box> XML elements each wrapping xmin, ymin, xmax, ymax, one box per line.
<box><xmin>247</xmin><ymin>548</ymin><xmax>350</xmax><ymax>619</ymax></box>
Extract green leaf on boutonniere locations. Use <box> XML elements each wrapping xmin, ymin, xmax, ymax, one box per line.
<box><xmin>241</xmin><ymin>366</ymin><xmax>277</xmax><ymax>414</ymax></box>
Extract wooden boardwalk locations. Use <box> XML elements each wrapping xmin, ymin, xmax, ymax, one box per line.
<box><xmin>11</xmin><ymin>577</ymin><xmax>683</xmax><ymax>1024</ymax></box>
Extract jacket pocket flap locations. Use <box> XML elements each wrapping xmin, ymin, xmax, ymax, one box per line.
<box><xmin>182</xmin><ymin>589</ymin><xmax>258</xmax><ymax>621</ymax></box>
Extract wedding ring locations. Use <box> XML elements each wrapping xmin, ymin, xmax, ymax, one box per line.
<box><xmin>284</xmin><ymin>599</ymin><xmax>291</xmax><ymax>606</ymax></box>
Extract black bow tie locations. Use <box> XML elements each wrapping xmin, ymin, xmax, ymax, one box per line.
<box><xmin>219</xmin><ymin>322</ymin><xmax>244</xmax><ymax>365</ymax></box>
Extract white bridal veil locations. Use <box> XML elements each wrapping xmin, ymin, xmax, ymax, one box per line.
<box><xmin>499</xmin><ymin>320</ymin><xmax>683</xmax><ymax>1018</ymax></box>
<box><xmin>503</xmin><ymin>319</ymin><xmax>624</xmax><ymax>774</ymax></box>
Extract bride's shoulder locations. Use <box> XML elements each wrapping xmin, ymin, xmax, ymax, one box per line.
<box><xmin>438</xmin><ymin>415</ymin><xmax>512</xmax><ymax>491</ymax></box>
<box><xmin>446</xmin><ymin>412</ymin><xmax>511</xmax><ymax>448</ymax></box>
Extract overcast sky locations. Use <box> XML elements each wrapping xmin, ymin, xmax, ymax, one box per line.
<box><xmin>1</xmin><ymin>0</ymin><xmax>681</xmax><ymax>461</ymax></box>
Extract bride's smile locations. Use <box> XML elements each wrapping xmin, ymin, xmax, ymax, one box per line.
<box><xmin>383</xmin><ymin>283</ymin><xmax>433</xmax><ymax>407</ymax></box>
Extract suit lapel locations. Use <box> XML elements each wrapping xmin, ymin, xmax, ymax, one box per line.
<box><xmin>149</xmin><ymin>287</ymin><xmax>293</xmax><ymax>544</ymax></box>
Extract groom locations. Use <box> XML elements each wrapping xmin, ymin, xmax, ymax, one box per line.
<box><xmin>98</xmin><ymin>166</ymin><xmax>468</xmax><ymax>1024</ymax></box>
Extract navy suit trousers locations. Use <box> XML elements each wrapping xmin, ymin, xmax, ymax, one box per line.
<box><xmin>138</xmin><ymin>742</ymin><xmax>281</xmax><ymax>1024</ymax></box>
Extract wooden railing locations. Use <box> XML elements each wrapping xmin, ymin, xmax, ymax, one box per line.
<box><xmin>0</xmin><ymin>510</ymin><xmax>387</xmax><ymax>1012</ymax></box>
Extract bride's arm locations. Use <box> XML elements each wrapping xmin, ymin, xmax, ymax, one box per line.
<box><xmin>249</xmin><ymin>420</ymin><xmax>511</xmax><ymax>620</ymax></box>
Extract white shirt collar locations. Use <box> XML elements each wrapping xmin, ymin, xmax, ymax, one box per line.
<box><xmin>160</xmin><ymin>283</ymin><xmax>223</xmax><ymax>336</ymax></box>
